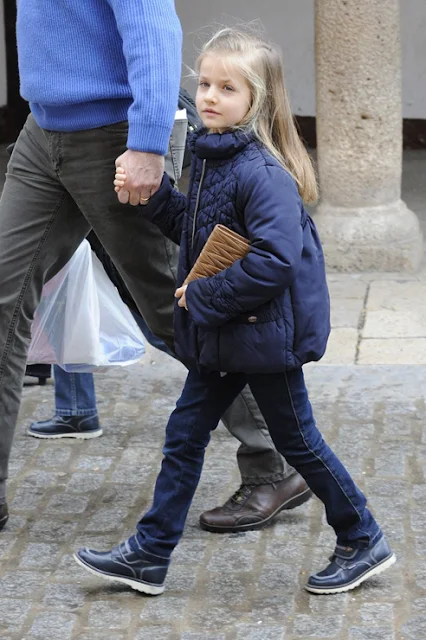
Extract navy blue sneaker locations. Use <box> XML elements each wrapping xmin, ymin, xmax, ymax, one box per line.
<box><xmin>306</xmin><ymin>536</ymin><xmax>396</xmax><ymax>594</ymax></box>
<box><xmin>28</xmin><ymin>414</ymin><xmax>102</xmax><ymax>439</ymax></box>
<box><xmin>73</xmin><ymin>540</ymin><xmax>169</xmax><ymax>595</ymax></box>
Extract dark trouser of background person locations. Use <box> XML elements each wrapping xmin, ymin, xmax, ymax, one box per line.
<box><xmin>0</xmin><ymin>116</ymin><xmax>309</xmax><ymax>535</ymax></box>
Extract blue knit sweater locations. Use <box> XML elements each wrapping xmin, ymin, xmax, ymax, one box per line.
<box><xmin>16</xmin><ymin>0</ymin><xmax>182</xmax><ymax>154</ymax></box>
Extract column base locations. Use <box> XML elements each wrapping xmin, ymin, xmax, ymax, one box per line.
<box><xmin>314</xmin><ymin>200</ymin><xmax>424</xmax><ymax>272</ymax></box>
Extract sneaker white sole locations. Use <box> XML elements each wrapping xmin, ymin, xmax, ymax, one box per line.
<box><xmin>27</xmin><ymin>429</ymin><xmax>103</xmax><ymax>440</ymax></box>
<box><xmin>73</xmin><ymin>553</ymin><xmax>165</xmax><ymax>595</ymax></box>
<box><xmin>305</xmin><ymin>552</ymin><xmax>396</xmax><ymax>595</ymax></box>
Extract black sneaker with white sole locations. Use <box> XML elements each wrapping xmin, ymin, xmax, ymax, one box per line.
<box><xmin>306</xmin><ymin>535</ymin><xmax>396</xmax><ymax>594</ymax></box>
<box><xmin>74</xmin><ymin>540</ymin><xmax>169</xmax><ymax>595</ymax></box>
<box><xmin>28</xmin><ymin>414</ymin><xmax>102</xmax><ymax>439</ymax></box>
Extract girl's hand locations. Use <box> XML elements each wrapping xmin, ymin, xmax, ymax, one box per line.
<box><xmin>175</xmin><ymin>285</ymin><xmax>188</xmax><ymax>310</ymax></box>
<box><xmin>114</xmin><ymin>166</ymin><xmax>127</xmax><ymax>192</ymax></box>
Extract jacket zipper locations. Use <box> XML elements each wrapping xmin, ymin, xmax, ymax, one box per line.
<box><xmin>191</xmin><ymin>158</ymin><xmax>207</xmax><ymax>249</ymax></box>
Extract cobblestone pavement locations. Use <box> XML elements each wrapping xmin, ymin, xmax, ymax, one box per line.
<box><xmin>1</xmin><ymin>346</ymin><xmax>425</xmax><ymax>640</ymax></box>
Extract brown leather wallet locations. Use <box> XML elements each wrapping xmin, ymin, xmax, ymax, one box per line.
<box><xmin>183</xmin><ymin>224</ymin><xmax>250</xmax><ymax>285</ymax></box>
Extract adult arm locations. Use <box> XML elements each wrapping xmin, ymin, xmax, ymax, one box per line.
<box><xmin>106</xmin><ymin>0</ymin><xmax>182</xmax><ymax>154</ymax></box>
<box><xmin>107</xmin><ymin>0</ymin><xmax>182</xmax><ymax>203</ymax></box>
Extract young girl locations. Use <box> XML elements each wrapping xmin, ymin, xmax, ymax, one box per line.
<box><xmin>74</xmin><ymin>28</ymin><xmax>395</xmax><ymax>595</ymax></box>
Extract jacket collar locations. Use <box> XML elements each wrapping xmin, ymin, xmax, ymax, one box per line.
<box><xmin>190</xmin><ymin>127</ymin><xmax>256</xmax><ymax>160</ymax></box>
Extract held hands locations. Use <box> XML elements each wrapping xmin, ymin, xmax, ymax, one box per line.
<box><xmin>114</xmin><ymin>166</ymin><xmax>151</xmax><ymax>207</ymax></box>
<box><xmin>114</xmin><ymin>150</ymin><xmax>164</xmax><ymax>206</ymax></box>
<box><xmin>175</xmin><ymin>285</ymin><xmax>188</xmax><ymax>311</ymax></box>
<box><xmin>114</xmin><ymin>163</ymin><xmax>189</xmax><ymax>311</ymax></box>
<box><xmin>115</xmin><ymin>164</ymin><xmax>189</xmax><ymax>310</ymax></box>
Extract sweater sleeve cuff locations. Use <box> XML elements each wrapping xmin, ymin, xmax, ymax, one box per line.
<box><xmin>127</xmin><ymin>122</ymin><xmax>173</xmax><ymax>155</ymax></box>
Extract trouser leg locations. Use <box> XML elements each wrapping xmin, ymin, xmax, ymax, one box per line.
<box><xmin>56</xmin><ymin>123</ymin><xmax>179</xmax><ymax>353</ymax></box>
<box><xmin>247</xmin><ymin>370</ymin><xmax>381</xmax><ymax>547</ymax></box>
<box><xmin>222</xmin><ymin>385</ymin><xmax>294</xmax><ymax>486</ymax></box>
<box><xmin>134</xmin><ymin>370</ymin><xmax>246</xmax><ymax>557</ymax></box>
<box><xmin>53</xmin><ymin>366</ymin><xmax>97</xmax><ymax>417</ymax></box>
<box><xmin>0</xmin><ymin>116</ymin><xmax>90</xmax><ymax>494</ymax></box>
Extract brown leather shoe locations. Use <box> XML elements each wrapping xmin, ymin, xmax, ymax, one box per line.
<box><xmin>0</xmin><ymin>503</ymin><xmax>8</xmax><ymax>531</ymax></box>
<box><xmin>199</xmin><ymin>474</ymin><xmax>312</xmax><ymax>533</ymax></box>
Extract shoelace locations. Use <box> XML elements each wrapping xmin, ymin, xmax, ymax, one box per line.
<box><xmin>229</xmin><ymin>481</ymin><xmax>280</xmax><ymax>505</ymax></box>
<box><xmin>230</xmin><ymin>485</ymin><xmax>254</xmax><ymax>505</ymax></box>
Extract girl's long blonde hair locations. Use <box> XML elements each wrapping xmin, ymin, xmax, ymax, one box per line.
<box><xmin>197</xmin><ymin>28</ymin><xmax>318</xmax><ymax>203</ymax></box>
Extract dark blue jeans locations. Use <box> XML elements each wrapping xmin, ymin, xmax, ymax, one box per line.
<box><xmin>53</xmin><ymin>311</ymin><xmax>172</xmax><ymax>415</ymax></box>
<box><xmin>134</xmin><ymin>368</ymin><xmax>381</xmax><ymax>559</ymax></box>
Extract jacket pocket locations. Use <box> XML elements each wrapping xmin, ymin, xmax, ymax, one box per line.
<box><xmin>218</xmin><ymin>318</ymin><xmax>297</xmax><ymax>373</ymax></box>
<box><xmin>227</xmin><ymin>299</ymin><xmax>283</xmax><ymax>326</ymax></box>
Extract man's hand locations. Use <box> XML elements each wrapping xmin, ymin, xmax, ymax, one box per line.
<box><xmin>115</xmin><ymin>150</ymin><xmax>164</xmax><ymax>206</ymax></box>
<box><xmin>175</xmin><ymin>285</ymin><xmax>188</xmax><ymax>310</ymax></box>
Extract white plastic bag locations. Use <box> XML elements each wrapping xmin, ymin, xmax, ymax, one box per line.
<box><xmin>28</xmin><ymin>240</ymin><xmax>145</xmax><ymax>372</ymax></box>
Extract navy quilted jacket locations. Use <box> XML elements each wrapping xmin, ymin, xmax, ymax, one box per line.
<box><xmin>143</xmin><ymin>128</ymin><xmax>330</xmax><ymax>373</ymax></box>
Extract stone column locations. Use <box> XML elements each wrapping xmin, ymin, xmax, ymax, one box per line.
<box><xmin>314</xmin><ymin>0</ymin><xmax>423</xmax><ymax>271</ymax></box>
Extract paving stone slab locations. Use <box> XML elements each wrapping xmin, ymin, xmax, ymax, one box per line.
<box><xmin>358</xmin><ymin>337</ymin><xmax>426</xmax><ymax>364</ymax></box>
